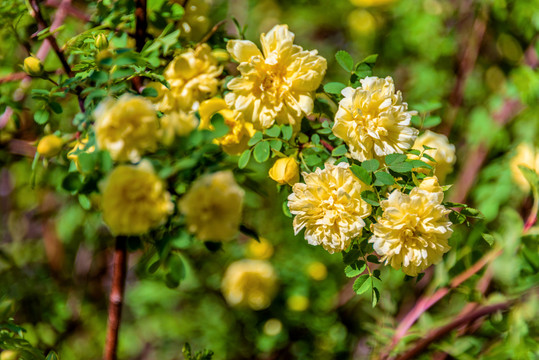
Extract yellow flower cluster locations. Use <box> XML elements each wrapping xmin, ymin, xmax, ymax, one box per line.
<box><xmin>510</xmin><ymin>143</ymin><xmax>539</xmax><ymax>192</ymax></box>
<box><xmin>198</xmin><ymin>98</ymin><xmax>255</xmax><ymax>155</ymax></box>
<box><xmin>369</xmin><ymin>176</ymin><xmax>452</xmax><ymax>276</ymax></box>
<box><xmin>225</xmin><ymin>24</ymin><xmax>327</xmax><ymax>130</ymax></box>
<box><xmin>410</xmin><ymin>130</ymin><xmax>456</xmax><ymax>183</ymax></box>
<box><xmin>101</xmin><ymin>162</ymin><xmax>173</xmax><ymax>236</ymax></box>
<box><xmin>158</xmin><ymin>111</ymin><xmax>199</xmax><ymax>146</ymax></box>
<box><xmin>333</xmin><ymin>76</ymin><xmax>418</xmax><ymax>161</ymax></box>
<box><xmin>221</xmin><ymin>259</ymin><xmax>278</xmax><ymax>310</ymax></box>
<box><xmin>94</xmin><ymin>94</ymin><xmax>159</xmax><ymax>162</ymax></box>
<box><xmin>288</xmin><ymin>163</ymin><xmax>372</xmax><ymax>254</ymax></box>
<box><xmin>179</xmin><ymin>171</ymin><xmax>244</xmax><ymax>242</ymax></box>
<box><xmin>152</xmin><ymin>44</ymin><xmax>222</xmax><ymax>113</ymax></box>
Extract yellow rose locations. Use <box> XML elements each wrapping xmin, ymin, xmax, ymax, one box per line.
<box><xmin>37</xmin><ymin>134</ymin><xmax>63</xmax><ymax>158</ymax></box>
<box><xmin>369</xmin><ymin>176</ymin><xmax>452</xmax><ymax>276</ymax></box>
<box><xmin>510</xmin><ymin>143</ymin><xmax>539</xmax><ymax>192</ymax></box>
<box><xmin>246</xmin><ymin>238</ymin><xmax>274</xmax><ymax>260</ymax></box>
<box><xmin>198</xmin><ymin>98</ymin><xmax>255</xmax><ymax>155</ymax></box>
<box><xmin>151</xmin><ymin>44</ymin><xmax>222</xmax><ymax>113</ymax></box>
<box><xmin>101</xmin><ymin>162</ymin><xmax>173</xmax><ymax>236</ymax></box>
<box><xmin>94</xmin><ymin>94</ymin><xmax>159</xmax><ymax>162</ymax></box>
<box><xmin>332</xmin><ymin>77</ymin><xmax>418</xmax><ymax>161</ymax></box>
<box><xmin>225</xmin><ymin>24</ymin><xmax>327</xmax><ymax>130</ymax></box>
<box><xmin>287</xmin><ymin>294</ymin><xmax>309</xmax><ymax>312</ymax></box>
<box><xmin>179</xmin><ymin>171</ymin><xmax>244</xmax><ymax>242</ymax></box>
<box><xmin>23</xmin><ymin>56</ymin><xmax>44</xmax><ymax>76</ymax></box>
<box><xmin>410</xmin><ymin>130</ymin><xmax>456</xmax><ymax>183</ymax></box>
<box><xmin>67</xmin><ymin>137</ymin><xmax>96</xmax><ymax>172</ymax></box>
<box><xmin>269</xmin><ymin>157</ymin><xmax>300</xmax><ymax>186</ymax></box>
<box><xmin>288</xmin><ymin>163</ymin><xmax>372</xmax><ymax>254</ymax></box>
<box><xmin>221</xmin><ymin>259</ymin><xmax>278</xmax><ymax>310</ymax></box>
<box><xmin>307</xmin><ymin>261</ymin><xmax>327</xmax><ymax>281</ymax></box>
<box><xmin>0</xmin><ymin>350</ymin><xmax>19</xmax><ymax>360</ymax></box>
<box><xmin>159</xmin><ymin>110</ymin><xmax>199</xmax><ymax>146</ymax></box>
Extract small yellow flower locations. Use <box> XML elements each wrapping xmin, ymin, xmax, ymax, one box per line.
<box><xmin>101</xmin><ymin>162</ymin><xmax>173</xmax><ymax>236</ymax></box>
<box><xmin>246</xmin><ymin>238</ymin><xmax>274</xmax><ymax>260</ymax></box>
<box><xmin>94</xmin><ymin>94</ymin><xmax>159</xmax><ymax>162</ymax></box>
<box><xmin>369</xmin><ymin>176</ymin><xmax>452</xmax><ymax>276</ymax></box>
<box><xmin>269</xmin><ymin>157</ymin><xmax>300</xmax><ymax>186</ymax></box>
<box><xmin>225</xmin><ymin>24</ymin><xmax>327</xmax><ymax>130</ymax></box>
<box><xmin>198</xmin><ymin>98</ymin><xmax>255</xmax><ymax>155</ymax></box>
<box><xmin>307</xmin><ymin>261</ymin><xmax>327</xmax><ymax>281</ymax></box>
<box><xmin>288</xmin><ymin>163</ymin><xmax>372</xmax><ymax>254</ymax></box>
<box><xmin>159</xmin><ymin>110</ymin><xmax>199</xmax><ymax>146</ymax></box>
<box><xmin>37</xmin><ymin>134</ymin><xmax>63</xmax><ymax>158</ymax></box>
<box><xmin>410</xmin><ymin>130</ymin><xmax>456</xmax><ymax>183</ymax></box>
<box><xmin>333</xmin><ymin>76</ymin><xmax>418</xmax><ymax>161</ymax></box>
<box><xmin>350</xmin><ymin>0</ymin><xmax>396</xmax><ymax>7</ymax></box>
<box><xmin>510</xmin><ymin>143</ymin><xmax>539</xmax><ymax>192</ymax></box>
<box><xmin>151</xmin><ymin>44</ymin><xmax>222</xmax><ymax>113</ymax></box>
<box><xmin>67</xmin><ymin>137</ymin><xmax>96</xmax><ymax>172</ymax></box>
<box><xmin>23</xmin><ymin>56</ymin><xmax>44</xmax><ymax>76</ymax></box>
<box><xmin>221</xmin><ymin>259</ymin><xmax>278</xmax><ymax>310</ymax></box>
<box><xmin>179</xmin><ymin>171</ymin><xmax>244</xmax><ymax>242</ymax></box>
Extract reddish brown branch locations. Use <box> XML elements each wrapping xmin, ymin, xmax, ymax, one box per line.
<box><xmin>29</xmin><ymin>0</ymin><xmax>73</xmax><ymax>77</ymax></box>
<box><xmin>104</xmin><ymin>237</ymin><xmax>128</xmax><ymax>360</ymax></box>
<box><xmin>134</xmin><ymin>0</ymin><xmax>148</xmax><ymax>52</ymax></box>
<box><xmin>395</xmin><ymin>301</ymin><xmax>511</xmax><ymax>360</ymax></box>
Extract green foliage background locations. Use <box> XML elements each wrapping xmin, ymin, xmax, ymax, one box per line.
<box><xmin>1</xmin><ymin>0</ymin><xmax>538</xmax><ymax>359</ymax></box>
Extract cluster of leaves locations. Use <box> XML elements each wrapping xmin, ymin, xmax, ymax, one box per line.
<box><xmin>0</xmin><ymin>321</ymin><xmax>59</xmax><ymax>360</ymax></box>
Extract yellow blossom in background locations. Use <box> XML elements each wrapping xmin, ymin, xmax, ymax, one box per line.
<box><xmin>67</xmin><ymin>137</ymin><xmax>96</xmax><ymax>172</ymax></box>
<box><xmin>198</xmin><ymin>98</ymin><xmax>255</xmax><ymax>154</ymax></box>
<box><xmin>263</xmin><ymin>319</ymin><xmax>283</xmax><ymax>336</ymax></box>
<box><xmin>333</xmin><ymin>77</ymin><xmax>418</xmax><ymax>161</ymax></box>
<box><xmin>151</xmin><ymin>44</ymin><xmax>222</xmax><ymax>113</ymax></box>
<box><xmin>37</xmin><ymin>134</ymin><xmax>63</xmax><ymax>158</ymax></box>
<box><xmin>177</xmin><ymin>0</ymin><xmax>211</xmax><ymax>41</ymax></box>
<box><xmin>269</xmin><ymin>157</ymin><xmax>300</xmax><ymax>186</ymax></box>
<box><xmin>179</xmin><ymin>171</ymin><xmax>244</xmax><ymax>242</ymax></box>
<box><xmin>226</xmin><ymin>24</ymin><xmax>327</xmax><ymax>130</ymax></box>
<box><xmin>307</xmin><ymin>261</ymin><xmax>327</xmax><ymax>281</ymax></box>
<box><xmin>410</xmin><ymin>130</ymin><xmax>456</xmax><ymax>183</ymax></box>
<box><xmin>510</xmin><ymin>143</ymin><xmax>539</xmax><ymax>192</ymax></box>
<box><xmin>159</xmin><ymin>111</ymin><xmax>199</xmax><ymax>146</ymax></box>
<box><xmin>221</xmin><ymin>259</ymin><xmax>278</xmax><ymax>310</ymax></box>
<box><xmin>287</xmin><ymin>294</ymin><xmax>309</xmax><ymax>312</ymax></box>
<box><xmin>94</xmin><ymin>94</ymin><xmax>159</xmax><ymax>162</ymax></box>
<box><xmin>348</xmin><ymin>9</ymin><xmax>377</xmax><ymax>35</ymax></box>
<box><xmin>350</xmin><ymin>0</ymin><xmax>396</xmax><ymax>7</ymax></box>
<box><xmin>288</xmin><ymin>163</ymin><xmax>372</xmax><ymax>254</ymax></box>
<box><xmin>101</xmin><ymin>162</ymin><xmax>173</xmax><ymax>236</ymax></box>
<box><xmin>369</xmin><ymin>176</ymin><xmax>452</xmax><ymax>276</ymax></box>
<box><xmin>246</xmin><ymin>238</ymin><xmax>274</xmax><ymax>260</ymax></box>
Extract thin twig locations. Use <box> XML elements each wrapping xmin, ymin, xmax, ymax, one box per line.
<box><xmin>104</xmin><ymin>236</ymin><xmax>128</xmax><ymax>360</ymax></box>
<box><xmin>395</xmin><ymin>301</ymin><xmax>511</xmax><ymax>360</ymax></box>
<box><xmin>198</xmin><ymin>19</ymin><xmax>227</xmax><ymax>45</ymax></box>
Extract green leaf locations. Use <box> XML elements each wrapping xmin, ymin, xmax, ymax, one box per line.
<box><xmin>78</xmin><ymin>152</ymin><xmax>97</xmax><ymax>173</ymax></box>
<box><xmin>367</xmin><ymin>254</ymin><xmax>380</xmax><ymax>264</ymax></box>
<box><xmin>240</xmin><ymin>224</ymin><xmax>259</xmax><ymax>242</ymax></box>
<box><xmin>414</xmin><ymin>101</ymin><xmax>442</xmax><ymax>113</ymax></box>
<box><xmin>210</xmin><ymin>113</ymin><xmax>229</xmax><ymax>138</ymax></box>
<box><xmin>45</xmin><ymin>351</ymin><xmax>60</xmax><ymax>360</ymax></box>
<box><xmin>345</xmin><ymin>264</ymin><xmax>361</xmax><ymax>278</ymax></box>
<box><xmin>238</xmin><ymin>149</ymin><xmax>251</xmax><ymax>169</ymax></box>
<box><xmin>385</xmin><ymin>153</ymin><xmax>407</xmax><ymax>165</ymax></box>
<box><xmin>354</xmin><ymin>63</ymin><xmax>373</xmax><ymax>78</ymax></box>
<box><xmin>265</xmin><ymin>125</ymin><xmax>281</xmax><ymax>138</ymax></box>
<box><xmin>269</xmin><ymin>139</ymin><xmax>282</xmax><ymax>151</ymax></box>
<box><xmin>253</xmin><ymin>141</ymin><xmax>270</xmax><ymax>162</ymax></box>
<box><xmin>449</xmin><ymin>210</ymin><xmax>466</xmax><ymax>224</ymax></box>
<box><xmin>247</xmin><ymin>131</ymin><xmax>263</xmax><ymax>146</ymax></box>
<box><xmin>342</xmin><ymin>248</ymin><xmax>361</xmax><ymax>265</ymax></box>
<box><xmin>353</xmin><ymin>274</ymin><xmax>371</xmax><ymax>295</ymax></box>
<box><xmin>361</xmin><ymin>159</ymin><xmax>379</xmax><ymax>172</ymax></box>
<box><xmin>372</xmin><ymin>287</ymin><xmax>380</xmax><ymax>307</ymax></box>
<box><xmin>61</xmin><ymin>173</ymin><xmax>82</xmax><ymax>192</ymax></box>
<box><xmin>408</xmin><ymin>159</ymin><xmax>432</xmax><ymax>169</ymax></box>
<box><xmin>78</xmin><ymin>194</ymin><xmax>91</xmax><ymax>210</ymax></box>
<box><xmin>350</xmin><ymin>164</ymin><xmax>372</xmax><ymax>185</ymax></box>
<box><xmin>374</xmin><ymin>171</ymin><xmax>395</xmax><ymax>186</ymax></box>
<box><xmin>460</xmin><ymin>207</ymin><xmax>484</xmax><ymax>219</ymax></box>
<box><xmin>389</xmin><ymin>162</ymin><xmax>414</xmax><ymax>173</ymax></box>
<box><xmin>141</xmin><ymin>87</ymin><xmax>158</xmax><ymax>98</ymax></box>
<box><xmin>362</xmin><ymin>54</ymin><xmax>378</xmax><ymax>64</ymax></box>
<box><xmin>482</xmin><ymin>233</ymin><xmax>495</xmax><ymax>246</ymax></box>
<box><xmin>332</xmin><ymin>144</ymin><xmax>348</xmax><ymax>156</ymax></box>
<box><xmin>281</xmin><ymin>125</ymin><xmax>293</xmax><ymax>141</ymax></box>
<box><xmin>423</xmin><ymin>116</ymin><xmax>442</xmax><ymax>128</ymax></box>
<box><xmin>361</xmin><ymin>190</ymin><xmax>379</xmax><ymax>206</ymax></box>
<box><xmin>34</xmin><ymin>109</ymin><xmax>50</xmax><ymax>124</ymax></box>
<box><xmin>204</xmin><ymin>241</ymin><xmax>222</xmax><ymax>252</ymax></box>
<box><xmin>282</xmin><ymin>200</ymin><xmax>292</xmax><ymax>218</ymax></box>
<box><xmin>49</xmin><ymin>101</ymin><xmax>63</xmax><ymax>114</ymax></box>
<box><xmin>324</xmin><ymin>82</ymin><xmax>347</xmax><ymax>95</ymax></box>
<box><xmin>335</xmin><ymin>50</ymin><xmax>354</xmax><ymax>72</ymax></box>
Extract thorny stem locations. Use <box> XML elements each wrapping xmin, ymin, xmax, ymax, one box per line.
<box><xmin>104</xmin><ymin>237</ymin><xmax>128</xmax><ymax>360</ymax></box>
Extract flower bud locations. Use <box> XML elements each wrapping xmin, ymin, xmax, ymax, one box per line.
<box><xmin>211</xmin><ymin>48</ymin><xmax>230</xmax><ymax>62</ymax></box>
<box><xmin>269</xmin><ymin>157</ymin><xmax>299</xmax><ymax>186</ymax></box>
<box><xmin>37</xmin><ymin>134</ymin><xmax>63</xmax><ymax>158</ymax></box>
<box><xmin>95</xmin><ymin>33</ymin><xmax>109</xmax><ymax>50</ymax></box>
<box><xmin>23</xmin><ymin>56</ymin><xmax>44</xmax><ymax>76</ymax></box>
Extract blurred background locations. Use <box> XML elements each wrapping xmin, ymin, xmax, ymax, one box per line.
<box><xmin>1</xmin><ymin>0</ymin><xmax>538</xmax><ymax>359</ymax></box>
